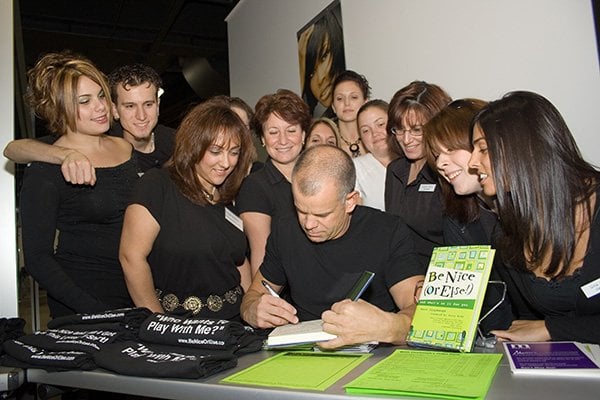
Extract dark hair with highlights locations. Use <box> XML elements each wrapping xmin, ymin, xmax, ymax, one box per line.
<box><xmin>300</xmin><ymin>10</ymin><xmax>345</xmax><ymax>115</ymax></box>
<box><xmin>25</xmin><ymin>50</ymin><xmax>112</xmax><ymax>135</ymax></box>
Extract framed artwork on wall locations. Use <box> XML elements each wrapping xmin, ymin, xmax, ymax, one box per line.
<box><xmin>593</xmin><ymin>0</ymin><xmax>600</xmax><ymax>69</ymax></box>
<box><xmin>297</xmin><ymin>0</ymin><xmax>346</xmax><ymax>118</ymax></box>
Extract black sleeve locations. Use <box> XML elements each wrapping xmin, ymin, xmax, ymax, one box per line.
<box><xmin>236</xmin><ymin>173</ymin><xmax>273</xmax><ymax>215</ymax></box>
<box><xmin>385</xmin><ymin>218</ymin><xmax>425</xmax><ymax>288</ymax></box>
<box><xmin>545</xmin><ymin>256</ymin><xmax>600</xmax><ymax>343</ymax></box>
<box><xmin>20</xmin><ymin>163</ymin><xmax>107</xmax><ymax>313</ymax></box>
<box><xmin>383</xmin><ymin>162</ymin><xmax>395</xmax><ymax>214</ymax></box>
<box><xmin>258</xmin><ymin>221</ymin><xmax>288</xmax><ymax>286</ymax></box>
<box><xmin>546</xmin><ymin>315</ymin><xmax>600</xmax><ymax>343</ymax></box>
<box><xmin>128</xmin><ymin>169</ymin><xmax>167</xmax><ymax>224</ymax></box>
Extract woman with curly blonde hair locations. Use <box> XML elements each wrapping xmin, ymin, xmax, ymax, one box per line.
<box><xmin>20</xmin><ymin>51</ymin><xmax>137</xmax><ymax>318</ymax></box>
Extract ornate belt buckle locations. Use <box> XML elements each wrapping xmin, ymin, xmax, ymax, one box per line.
<box><xmin>162</xmin><ymin>293</ymin><xmax>179</xmax><ymax>312</ymax></box>
<box><xmin>183</xmin><ymin>296</ymin><xmax>203</xmax><ymax>315</ymax></box>
<box><xmin>224</xmin><ymin>289</ymin><xmax>238</xmax><ymax>304</ymax></box>
<box><xmin>207</xmin><ymin>294</ymin><xmax>223</xmax><ymax>312</ymax></box>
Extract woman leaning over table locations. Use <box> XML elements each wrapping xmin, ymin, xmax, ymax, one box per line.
<box><xmin>424</xmin><ymin>98</ymin><xmax>513</xmax><ymax>335</ymax></box>
<box><xmin>469</xmin><ymin>91</ymin><xmax>600</xmax><ymax>344</ymax></box>
<box><xmin>384</xmin><ymin>81</ymin><xmax>452</xmax><ymax>269</ymax></box>
<box><xmin>119</xmin><ymin>100</ymin><xmax>254</xmax><ymax>320</ymax></box>
<box><xmin>236</xmin><ymin>89</ymin><xmax>311</xmax><ymax>276</ymax></box>
<box><xmin>19</xmin><ymin>51</ymin><xmax>137</xmax><ymax>319</ymax></box>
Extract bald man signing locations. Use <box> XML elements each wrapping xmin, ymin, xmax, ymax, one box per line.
<box><xmin>240</xmin><ymin>145</ymin><xmax>424</xmax><ymax>348</ymax></box>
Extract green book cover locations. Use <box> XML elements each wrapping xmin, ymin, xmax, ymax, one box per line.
<box><xmin>407</xmin><ymin>245</ymin><xmax>495</xmax><ymax>352</ymax></box>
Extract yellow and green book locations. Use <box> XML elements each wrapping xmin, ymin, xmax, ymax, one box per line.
<box><xmin>407</xmin><ymin>245</ymin><xmax>495</xmax><ymax>352</ymax></box>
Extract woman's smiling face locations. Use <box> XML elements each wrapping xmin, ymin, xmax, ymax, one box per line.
<box><xmin>434</xmin><ymin>143</ymin><xmax>482</xmax><ymax>195</ymax></box>
<box><xmin>469</xmin><ymin>123</ymin><xmax>496</xmax><ymax>197</ymax></box>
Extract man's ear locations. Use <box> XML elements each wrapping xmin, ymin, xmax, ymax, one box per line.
<box><xmin>345</xmin><ymin>190</ymin><xmax>360</xmax><ymax>213</ymax></box>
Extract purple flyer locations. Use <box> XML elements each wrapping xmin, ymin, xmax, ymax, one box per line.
<box><xmin>504</xmin><ymin>342</ymin><xmax>600</xmax><ymax>372</ymax></box>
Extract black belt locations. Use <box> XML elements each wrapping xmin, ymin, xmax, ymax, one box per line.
<box><xmin>156</xmin><ymin>286</ymin><xmax>243</xmax><ymax>315</ymax></box>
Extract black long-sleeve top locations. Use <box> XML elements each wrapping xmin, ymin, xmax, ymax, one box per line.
<box><xmin>19</xmin><ymin>157</ymin><xmax>138</xmax><ymax>316</ymax></box>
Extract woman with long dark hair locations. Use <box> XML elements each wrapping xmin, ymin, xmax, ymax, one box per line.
<box><xmin>469</xmin><ymin>91</ymin><xmax>600</xmax><ymax>343</ymax></box>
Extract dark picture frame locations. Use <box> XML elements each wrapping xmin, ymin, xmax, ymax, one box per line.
<box><xmin>297</xmin><ymin>0</ymin><xmax>346</xmax><ymax>118</ymax></box>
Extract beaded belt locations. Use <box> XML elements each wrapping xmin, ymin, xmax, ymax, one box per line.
<box><xmin>156</xmin><ymin>286</ymin><xmax>243</xmax><ymax>315</ymax></box>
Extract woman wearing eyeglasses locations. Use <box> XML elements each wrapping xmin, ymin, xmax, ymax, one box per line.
<box><xmin>384</xmin><ymin>81</ymin><xmax>451</xmax><ymax>269</ymax></box>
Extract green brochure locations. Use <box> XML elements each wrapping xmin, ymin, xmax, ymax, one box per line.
<box><xmin>345</xmin><ymin>349</ymin><xmax>502</xmax><ymax>399</ymax></box>
<box><xmin>221</xmin><ymin>351</ymin><xmax>371</xmax><ymax>391</ymax></box>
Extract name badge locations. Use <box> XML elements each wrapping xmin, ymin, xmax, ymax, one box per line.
<box><xmin>225</xmin><ymin>207</ymin><xmax>244</xmax><ymax>231</ymax></box>
<box><xmin>581</xmin><ymin>277</ymin><xmax>600</xmax><ymax>299</ymax></box>
<box><xmin>418</xmin><ymin>183</ymin><xmax>436</xmax><ymax>192</ymax></box>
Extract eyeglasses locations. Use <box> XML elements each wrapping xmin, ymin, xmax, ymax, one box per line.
<box><xmin>390</xmin><ymin>125</ymin><xmax>424</xmax><ymax>138</ymax></box>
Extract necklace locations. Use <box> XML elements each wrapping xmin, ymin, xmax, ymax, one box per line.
<box><xmin>139</xmin><ymin>131</ymin><xmax>155</xmax><ymax>153</ymax></box>
<box><xmin>339</xmin><ymin>134</ymin><xmax>361</xmax><ymax>157</ymax></box>
<box><xmin>201</xmin><ymin>185</ymin><xmax>217</xmax><ymax>203</ymax></box>
<box><xmin>149</xmin><ymin>131</ymin><xmax>155</xmax><ymax>152</ymax></box>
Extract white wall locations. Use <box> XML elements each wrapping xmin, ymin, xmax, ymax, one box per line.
<box><xmin>226</xmin><ymin>0</ymin><xmax>333</xmax><ymax>106</ymax></box>
<box><xmin>1</xmin><ymin>0</ymin><xmax>19</xmax><ymax>317</ymax></box>
<box><xmin>227</xmin><ymin>0</ymin><xmax>600</xmax><ymax>165</ymax></box>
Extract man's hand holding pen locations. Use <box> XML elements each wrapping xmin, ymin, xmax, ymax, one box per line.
<box><xmin>258</xmin><ymin>279</ymin><xmax>300</xmax><ymax>327</ymax></box>
<box><xmin>240</xmin><ymin>274</ymin><xmax>299</xmax><ymax>328</ymax></box>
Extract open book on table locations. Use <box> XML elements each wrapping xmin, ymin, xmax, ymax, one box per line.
<box><xmin>265</xmin><ymin>319</ymin><xmax>336</xmax><ymax>348</ymax></box>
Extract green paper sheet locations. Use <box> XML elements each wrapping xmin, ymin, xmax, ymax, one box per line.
<box><xmin>221</xmin><ymin>351</ymin><xmax>371</xmax><ymax>391</ymax></box>
<box><xmin>345</xmin><ymin>349</ymin><xmax>502</xmax><ymax>399</ymax></box>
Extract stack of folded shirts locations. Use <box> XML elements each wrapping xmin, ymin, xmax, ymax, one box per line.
<box><xmin>94</xmin><ymin>313</ymin><xmax>268</xmax><ymax>379</ymax></box>
<box><xmin>47</xmin><ymin>307</ymin><xmax>152</xmax><ymax>332</ymax></box>
<box><xmin>1</xmin><ymin>309</ymin><xmax>268</xmax><ymax>379</ymax></box>
<box><xmin>0</xmin><ymin>317</ymin><xmax>26</xmax><ymax>355</ymax></box>
<box><xmin>138</xmin><ymin>313</ymin><xmax>266</xmax><ymax>354</ymax></box>
<box><xmin>0</xmin><ymin>307</ymin><xmax>151</xmax><ymax>371</ymax></box>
